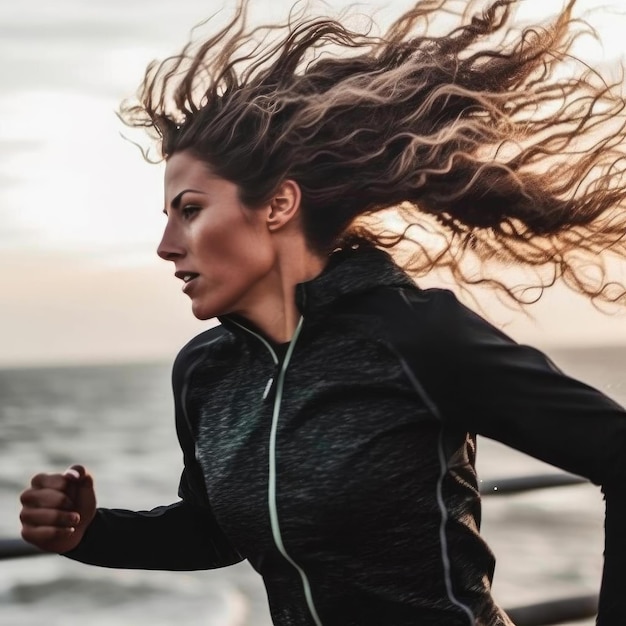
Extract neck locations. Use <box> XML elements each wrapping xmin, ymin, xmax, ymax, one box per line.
<box><xmin>234</xmin><ymin>245</ymin><xmax>327</xmax><ymax>344</ymax></box>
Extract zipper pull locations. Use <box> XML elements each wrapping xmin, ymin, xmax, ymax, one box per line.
<box><xmin>263</xmin><ymin>359</ymin><xmax>283</xmax><ymax>402</ymax></box>
<box><xmin>262</xmin><ymin>376</ymin><xmax>274</xmax><ymax>401</ymax></box>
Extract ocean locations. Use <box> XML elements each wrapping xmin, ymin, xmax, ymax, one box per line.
<box><xmin>0</xmin><ymin>347</ymin><xmax>624</xmax><ymax>626</ymax></box>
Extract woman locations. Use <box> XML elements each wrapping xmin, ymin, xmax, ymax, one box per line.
<box><xmin>19</xmin><ymin>0</ymin><xmax>626</xmax><ymax>624</ymax></box>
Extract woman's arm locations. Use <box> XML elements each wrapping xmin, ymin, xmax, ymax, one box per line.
<box><xmin>20</xmin><ymin>463</ymin><xmax>242</xmax><ymax>571</ymax></box>
<box><xmin>64</xmin><ymin>495</ymin><xmax>242</xmax><ymax>570</ymax></box>
<box><xmin>417</xmin><ymin>290</ymin><xmax>626</xmax><ymax>486</ymax></box>
<box><xmin>403</xmin><ymin>288</ymin><xmax>626</xmax><ymax>624</ymax></box>
<box><xmin>64</xmin><ymin>327</ymin><xmax>243</xmax><ymax>571</ymax></box>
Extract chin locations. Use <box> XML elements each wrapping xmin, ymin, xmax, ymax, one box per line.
<box><xmin>190</xmin><ymin>290</ymin><xmax>243</xmax><ymax>321</ymax></box>
<box><xmin>190</xmin><ymin>300</ymin><xmax>221</xmax><ymax>321</ymax></box>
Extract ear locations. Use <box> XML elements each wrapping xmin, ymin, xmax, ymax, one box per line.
<box><xmin>266</xmin><ymin>179</ymin><xmax>302</xmax><ymax>231</ymax></box>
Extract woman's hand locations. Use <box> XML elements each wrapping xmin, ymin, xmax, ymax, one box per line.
<box><xmin>19</xmin><ymin>465</ymin><xmax>97</xmax><ymax>554</ymax></box>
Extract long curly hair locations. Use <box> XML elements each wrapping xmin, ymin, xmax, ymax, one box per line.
<box><xmin>121</xmin><ymin>0</ymin><xmax>626</xmax><ymax>307</ymax></box>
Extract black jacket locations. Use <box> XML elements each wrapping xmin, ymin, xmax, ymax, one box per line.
<box><xmin>66</xmin><ymin>246</ymin><xmax>626</xmax><ymax>625</ymax></box>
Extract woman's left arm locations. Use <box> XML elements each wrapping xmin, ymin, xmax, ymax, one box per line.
<box><xmin>401</xmin><ymin>288</ymin><xmax>626</xmax><ymax>624</ymax></box>
<box><xmin>422</xmin><ymin>290</ymin><xmax>626</xmax><ymax>486</ymax></box>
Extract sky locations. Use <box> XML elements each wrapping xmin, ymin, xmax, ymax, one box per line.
<box><xmin>1</xmin><ymin>0</ymin><xmax>625</xmax><ymax>367</ymax></box>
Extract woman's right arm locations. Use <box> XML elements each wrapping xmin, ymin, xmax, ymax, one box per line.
<box><xmin>20</xmin><ymin>328</ymin><xmax>243</xmax><ymax>571</ymax></box>
<box><xmin>64</xmin><ymin>493</ymin><xmax>243</xmax><ymax>571</ymax></box>
<box><xmin>19</xmin><ymin>465</ymin><xmax>243</xmax><ymax>571</ymax></box>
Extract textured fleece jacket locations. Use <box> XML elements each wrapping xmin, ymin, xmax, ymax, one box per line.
<box><xmin>66</xmin><ymin>245</ymin><xmax>626</xmax><ymax>626</ymax></box>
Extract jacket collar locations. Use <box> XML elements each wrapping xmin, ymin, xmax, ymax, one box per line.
<box><xmin>294</xmin><ymin>243</ymin><xmax>415</xmax><ymax>315</ymax></box>
<box><xmin>219</xmin><ymin>244</ymin><xmax>414</xmax><ymax>339</ymax></box>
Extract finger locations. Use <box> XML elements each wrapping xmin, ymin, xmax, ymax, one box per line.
<box><xmin>21</xmin><ymin>524</ymin><xmax>75</xmax><ymax>544</ymax></box>
<box><xmin>20</xmin><ymin>507</ymin><xmax>80</xmax><ymax>529</ymax></box>
<box><xmin>63</xmin><ymin>467</ymin><xmax>81</xmax><ymax>481</ymax></box>
<box><xmin>63</xmin><ymin>468</ymin><xmax>80</xmax><ymax>504</ymax></box>
<box><xmin>64</xmin><ymin>464</ymin><xmax>87</xmax><ymax>479</ymax></box>
<box><xmin>63</xmin><ymin>465</ymin><xmax>93</xmax><ymax>509</ymax></box>
<box><xmin>30</xmin><ymin>465</ymin><xmax>88</xmax><ymax>490</ymax></box>
<box><xmin>67</xmin><ymin>465</ymin><xmax>93</xmax><ymax>490</ymax></box>
<box><xmin>30</xmin><ymin>473</ymin><xmax>71</xmax><ymax>491</ymax></box>
<box><xmin>20</xmin><ymin>488</ymin><xmax>74</xmax><ymax>511</ymax></box>
<box><xmin>63</xmin><ymin>465</ymin><xmax>93</xmax><ymax>492</ymax></box>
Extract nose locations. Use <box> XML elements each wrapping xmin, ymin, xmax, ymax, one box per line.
<box><xmin>157</xmin><ymin>220</ymin><xmax>185</xmax><ymax>262</ymax></box>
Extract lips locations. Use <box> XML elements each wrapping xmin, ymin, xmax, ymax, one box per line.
<box><xmin>174</xmin><ymin>270</ymin><xmax>201</xmax><ymax>295</ymax></box>
<box><xmin>175</xmin><ymin>270</ymin><xmax>200</xmax><ymax>284</ymax></box>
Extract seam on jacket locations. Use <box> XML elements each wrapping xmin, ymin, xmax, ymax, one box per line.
<box><xmin>229</xmin><ymin>319</ymin><xmax>279</xmax><ymax>366</ymax></box>
<box><xmin>395</xmin><ymin>289</ymin><xmax>476</xmax><ymax>625</ymax></box>
<box><xmin>178</xmin><ymin>333</ymin><xmax>246</xmax><ymax>566</ymax></box>
<box><xmin>180</xmin><ymin>336</ymin><xmax>225</xmax><ymax>460</ymax></box>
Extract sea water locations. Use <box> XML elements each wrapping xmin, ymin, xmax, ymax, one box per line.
<box><xmin>0</xmin><ymin>347</ymin><xmax>623</xmax><ymax>626</ymax></box>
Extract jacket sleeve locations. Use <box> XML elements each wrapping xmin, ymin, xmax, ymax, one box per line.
<box><xmin>64</xmin><ymin>328</ymin><xmax>243</xmax><ymax>571</ymax></box>
<box><xmin>405</xmin><ymin>288</ymin><xmax>626</xmax><ymax>624</ymax></box>
<box><xmin>63</xmin><ymin>499</ymin><xmax>242</xmax><ymax>570</ymax></box>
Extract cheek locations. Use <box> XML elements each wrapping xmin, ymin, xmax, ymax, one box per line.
<box><xmin>226</xmin><ymin>218</ymin><xmax>274</xmax><ymax>268</ymax></box>
<box><xmin>198</xmin><ymin>218</ymin><xmax>274</xmax><ymax>280</ymax></box>
<box><xmin>234</xmin><ymin>239</ymin><xmax>275</xmax><ymax>280</ymax></box>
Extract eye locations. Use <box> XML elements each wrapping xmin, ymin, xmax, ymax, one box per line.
<box><xmin>181</xmin><ymin>204</ymin><xmax>201</xmax><ymax>220</ymax></box>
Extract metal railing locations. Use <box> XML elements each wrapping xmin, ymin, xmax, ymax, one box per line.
<box><xmin>480</xmin><ymin>473</ymin><xmax>598</xmax><ymax>624</ymax></box>
<box><xmin>0</xmin><ymin>537</ymin><xmax>41</xmax><ymax>559</ymax></box>
<box><xmin>2</xmin><ymin>473</ymin><xmax>598</xmax><ymax>625</ymax></box>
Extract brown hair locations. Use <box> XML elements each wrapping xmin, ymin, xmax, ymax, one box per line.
<box><xmin>121</xmin><ymin>0</ymin><xmax>626</xmax><ymax>306</ymax></box>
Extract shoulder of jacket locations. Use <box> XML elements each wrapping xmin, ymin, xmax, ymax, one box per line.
<box><xmin>172</xmin><ymin>324</ymin><xmax>230</xmax><ymax>382</ymax></box>
<box><xmin>348</xmin><ymin>283</ymin><xmax>462</xmax><ymax>325</ymax></box>
<box><xmin>396</xmin><ymin>284</ymin><xmax>518</xmax><ymax>358</ymax></box>
<box><xmin>350</xmin><ymin>284</ymin><xmax>499</xmax><ymax>363</ymax></box>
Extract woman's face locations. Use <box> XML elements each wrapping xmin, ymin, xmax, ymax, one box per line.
<box><xmin>158</xmin><ymin>151</ymin><xmax>276</xmax><ymax>320</ymax></box>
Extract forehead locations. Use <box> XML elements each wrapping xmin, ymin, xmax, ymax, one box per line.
<box><xmin>164</xmin><ymin>151</ymin><xmax>213</xmax><ymax>190</ymax></box>
<box><xmin>163</xmin><ymin>151</ymin><xmax>244</xmax><ymax>211</ymax></box>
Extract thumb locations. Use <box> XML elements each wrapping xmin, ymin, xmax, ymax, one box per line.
<box><xmin>63</xmin><ymin>464</ymin><xmax>94</xmax><ymax>489</ymax></box>
<box><xmin>62</xmin><ymin>465</ymin><xmax>96</xmax><ymax>524</ymax></box>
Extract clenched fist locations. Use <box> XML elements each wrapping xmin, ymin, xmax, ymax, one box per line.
<box><xmin>20</xmin><ymin>465</ymin><xmax>97</xmax><ymax>554</ymax></box>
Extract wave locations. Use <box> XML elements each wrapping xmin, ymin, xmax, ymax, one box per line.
<box><xmin>1</xmin><ymin>568</ymin><xmax>249</xmax><ymax>626</ymax></box>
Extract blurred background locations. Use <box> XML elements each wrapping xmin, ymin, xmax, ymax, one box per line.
<box><xmin>0</xmin><ymin>1</ymin><xmax>624</xmax><ymax>624</ymax></box>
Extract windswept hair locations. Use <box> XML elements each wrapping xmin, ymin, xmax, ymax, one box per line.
<box><xmin>121</xmin><ymin>0</ymin><xmax>626</xmax><ymax>306</ymax></box>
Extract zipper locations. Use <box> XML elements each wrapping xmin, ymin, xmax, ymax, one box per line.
<box><xmin>229</xmin><ymin>316</ymin><xmax>323</xmax><ymax>625</ymax></box>
<box><xmin>229</xmin><ymin>319</ymin><xmax>279</xmax><ymax>400</ymax></box>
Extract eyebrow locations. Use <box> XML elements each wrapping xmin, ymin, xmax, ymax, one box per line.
<box><xmin>163</xmin><ymin>188</ymin><xmax>207</xmax><ymax>214</ymax></box>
